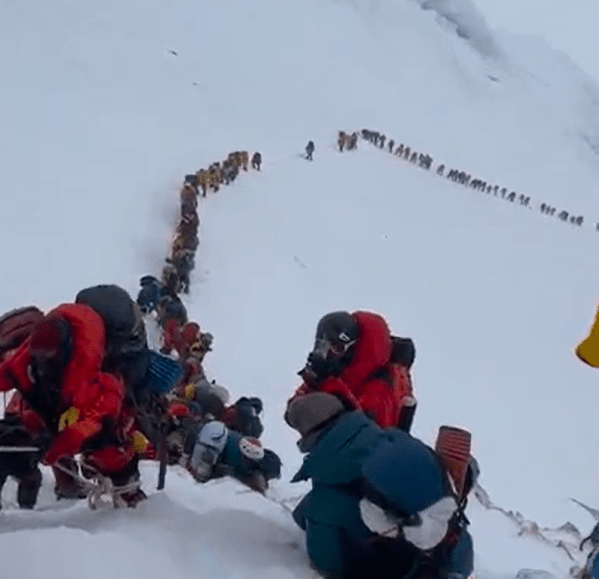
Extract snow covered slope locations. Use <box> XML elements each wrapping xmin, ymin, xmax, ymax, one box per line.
<box><xmin>2</xmin><ymin>0</ymin><xmax>599</xmax><ymax>577</ymax></box>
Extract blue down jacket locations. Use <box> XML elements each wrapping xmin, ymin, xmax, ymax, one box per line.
<box><xmin>291</xmin><ymin>412</ymin><xmax>474</xmax><ymax>579</ymax></box>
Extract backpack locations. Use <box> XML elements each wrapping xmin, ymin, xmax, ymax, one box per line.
<box><xmin>367</xmin><ymin>336</ymin><xmax>416</xmax><ymax>430</ymax></box>
<box><xmin>0</xmin><ymin>306</ymin><xmax>44</xmax><ymax>358</ymax></box>
<box><xmin>369</xmin><ymin>336</ymin><xmax>415</xmax><ymax>382</ymax></box>
<box><xmin>390</xmin><ymin>336</ymin><xmax>416</xmax><ymax>370</ymax></box>
<box><xmin>75</xmin><ymin>285</ymin><xmax>183</xmax><ymax>445</ymax></box>
<box><xmin>359</xmin><ymin>426</ymin><xmax>475</xmax><ymax>579</ymax></box>
<box><xmin>76</xmin><ymin>285</ymin><xmax>147</xmax><ymax>361</ymax></box>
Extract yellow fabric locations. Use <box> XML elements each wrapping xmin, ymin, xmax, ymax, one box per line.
<box><xmin>58</xmin><ymin>407</ymin><xmax>80</xmax><ymax>432</ymax></box>
<box><xmin>132</xmin><ymin>431</ymin><xmax>149</xmax><ymax>454</ymax></box>
<box><xmin>184</xmin><ymin>383</ymin><xmax>196</xmax><ymax>401</ymax></box>
<box><xmin>189</xmin><ymin>340</ymin><xmax>202</xmax><ymax>356</ymax></box>
<box><xmin>576</xmin><ymin>304</ymin><xmax>599</xmax><ymax>367</ymax></box>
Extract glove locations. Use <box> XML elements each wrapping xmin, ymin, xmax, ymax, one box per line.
<box><xmin>299</xmin><ymin>352</ymin><xmax>335</xmax><ymax>385</ymax></box>
<box><xmin>58</xmin><ymin>407</ymin><xmax>80</xmax><ymax>432</ymax></box>
<box><xmin>297</xmin><ymin>352</ymin><xmax>333</xmax><ymax>388</ymax></box>
<box><xmin>131</xmin><ymin>431</ymin><xmax>150</xmax><ymax>454</ymax></box>
<box><xmin>187</xmin><ymin>458</ymin><xmax>213</xmax><ymax>483</ymax></box>
<box><xmin>307</xmin><ymin>352</ymin><xmax>333</xmax><ymax>378</ymax></box>
<box><xmin>259</xmin><ymin>449</ymin><xmax>282</xmax><ymax>480</ymax></box>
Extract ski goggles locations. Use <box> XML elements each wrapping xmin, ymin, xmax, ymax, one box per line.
<box><xmin>313</xmin><ymin>335</ymin><xmax>356</xmax><ymax>358</ymax></box>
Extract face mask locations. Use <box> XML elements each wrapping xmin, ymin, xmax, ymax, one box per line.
<box><xmin>310</xmin><ymin>337</ymin><xmax>356</xmax><ymax>377</ymax></box>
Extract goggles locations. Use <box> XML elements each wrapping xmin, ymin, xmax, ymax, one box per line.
<box><xmin>313</xmin><ymin>335</ymin><xmax>356</xmax><ymax>358</ymax></box>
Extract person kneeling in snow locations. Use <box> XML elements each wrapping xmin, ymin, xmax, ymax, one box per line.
<box><xmin>286</xmin><ymin>392</ymin><xmax>476</xmax><ymax>579</ymax></box>
<box><xmin>171</xmin><ymin>374</ymin><xmax>265</xmax><ymax>440</ymax></box>
<box><xmin>163</xmin><ymin>378</ymin><xmax>278</xmax><ymax>492</ymax></box>
<box><xmin>164</xmin><ymin>412</ymin><xmax>281</xmax><ymax>493</ymax></box>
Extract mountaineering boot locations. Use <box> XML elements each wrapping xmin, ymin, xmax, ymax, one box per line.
<box><xmin>117</xmin><ymin>482</ymin><xmax>147</xmax><ymax>508</ymax></box>
<box><xmin>17</xmin><ymin>467</ymin><xmax>42</xmax><ymax>509</ymax></box>
<box><xmin>110</xmin><ymin>456</ymin><xmax>147</xmax><ymax>508</ymax></box>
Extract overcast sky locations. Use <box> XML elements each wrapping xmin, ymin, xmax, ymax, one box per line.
<box><xmin>473</xmin><ymin>0</ymin><xmax>599</xmax><ymax>84</ymax></box>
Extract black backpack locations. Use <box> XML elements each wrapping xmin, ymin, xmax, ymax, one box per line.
<box><xmin>390</xmin><ymin>336</ymin><xmax>416</xmax><ymax>369</ymax></box>
<box><xmin>76</xmin><ymin>285</ymin><xmax>147</xmax><ymax>360</ymax></box>
<box><xmin>75</xmin><ymin>285</ymin><xmax>182</xmax><ymax>445</ymax></box>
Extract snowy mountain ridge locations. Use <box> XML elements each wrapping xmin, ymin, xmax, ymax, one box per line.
<box><xmin>3</xmin><ymin>0</ymin><xmax>599</xmax><ymax>577</ymax></box>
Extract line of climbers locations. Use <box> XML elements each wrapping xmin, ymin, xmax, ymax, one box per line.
<box><xmin>0</xmin><ymin>149</ymin><xmax>277</xmax><ymax>510</ymax></box>
<box><xmin>0</xmin><ymin>146</ymin><xmax>480</xmax><ymax>579</ymax></box>
<box><xmin>188</xmin><ymin>150</ymin><xmax>263</xmax><ymax>198</ymax></box>
<box><xmin>0</xmin><ymin>284</ymin><xmax>282</xmax><ymax>509</ymax></box>
<box><xmin>131</xmin><ymin>144</ymin><xmax>278</xmax><ymax>494</ymax></box>
<box><xmin>337</xmin><ymin>131</ymin><xmax>359</xmax><ymax>152</ymax></box>
<box><xmin>0</xmin><ymin>304</ymin><xmax>480</xmax><ymax>578</ymax></box>
<box><xmin>358</xmin><ymin>129</ymin><xmax>588</xmax><ymax>230</ymax></box>
<box><xmin>161</xmin><ymin>149</ymin><xmax>263</xmax><ymax>296</ymax></box>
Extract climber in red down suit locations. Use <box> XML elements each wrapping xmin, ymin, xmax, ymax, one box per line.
<box><xmin>287</xmin><ymin>310</ymin><xmax>416</xmax><ymax>430</ymax></box>
<box><xmin>0</xmin><ymin>303</ymin><xmax>145</xmax><ymax>506</ymax></box>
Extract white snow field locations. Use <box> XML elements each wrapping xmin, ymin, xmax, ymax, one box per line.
<box><xmin>2</xmin><ymin>0</ymin><xmax>599</xmax><ymax>577</ymax></box>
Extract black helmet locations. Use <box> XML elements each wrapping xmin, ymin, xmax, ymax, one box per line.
<box><xmin>314</xmin><ymin>311</ymin><xmax>359</xmax><ymax>357</ymax></box>
<box><xmin>140</xmin><ymin>275</ymin><xmax>158</xmax><ymax>287</ymax></box>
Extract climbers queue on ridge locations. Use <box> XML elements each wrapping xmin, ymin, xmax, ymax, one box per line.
<box><xmin>0</xmin><ymin>294</ymin><xmax>479</xmax><ymax>579</ymax></box>
<box><xmin>0</xmin><ymin>138</ymin><xmax>483</xmax><ymax>579</ymax></box>
<box><xmin>0</xmin><ymin>282</ymin><xmax>281</xmax><ymax>508</ymax></box>
<box><xmin>5</xmin><ymin>129</ymin><xmax>594</xmax><ymax>578</ymax></box>
<box><xmin>352</xmin><ymin>129</ymin><xmax>587</xmax><ymax>229</ymax></box>
<box><xmin>0</xmin><ymin>146</ymin><xmax>277</xmax><ymax>510</ymax></box>
<box><xmin>164</xmin><ymin>148</ymin><xmax>262</xmax><ymax>295</ymax></box>
<box><xmin>0</xmin><ymin>131</ymin><xmax>592</xmax><ymax>579</ymax></box>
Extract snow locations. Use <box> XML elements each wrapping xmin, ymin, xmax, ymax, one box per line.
<box><xmin>2</xmin><ymin>0</ymin><xmax>599</xmax><ymax>577</ymax></box>
<box><xmin>471</xmin><ymin>0</ymin><xmax>599</xmax><ymax>86</ymax></box>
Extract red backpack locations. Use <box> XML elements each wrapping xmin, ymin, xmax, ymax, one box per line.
<box><xmin>0</xmin><ymin>306</ymin><xmax>44</xmax><ymax>359</ymax></box>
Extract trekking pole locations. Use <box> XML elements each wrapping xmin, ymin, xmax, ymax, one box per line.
<box><xmin>157</xmin><ymin>445</ymin><xmax>167</xmax><ymax>490</ymax></box>
<box><xmin>156</xmin><ymin>417</ymin><xmax>169</xmax><ymax>491</ymax></box>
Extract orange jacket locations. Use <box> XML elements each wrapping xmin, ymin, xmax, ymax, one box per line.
<box><xmin>290</xmin><ymin>311</ymin><xmax>413</xmax><ymax>428</ymax></box>
<box><xmin>0</xmin><ymin>303</ymin><xmax>125</xmax><ymax>465</ymax></box>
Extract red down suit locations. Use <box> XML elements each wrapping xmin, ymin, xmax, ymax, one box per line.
<box><xmin>291</xmin><ymin>311</ymin><xmax>412</xmax><ymax>428</ymax></box>
<box><xmin>0</xmin><ymin>304</ymin><xmax>133</xmax><ymax>471</ymax></box>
